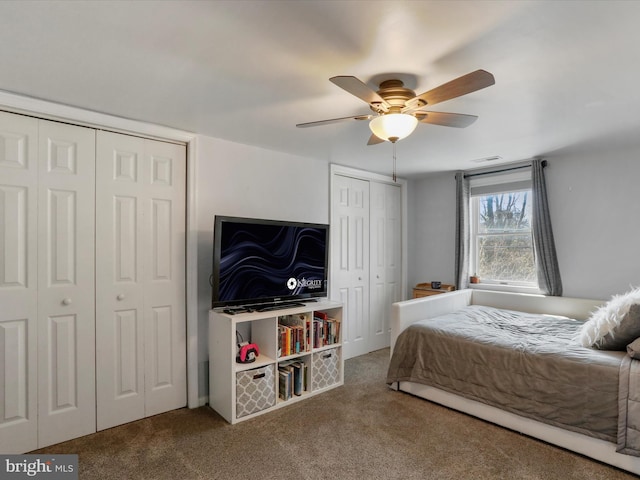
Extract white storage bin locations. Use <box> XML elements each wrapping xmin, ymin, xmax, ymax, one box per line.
<box><xmin>236</xmin><ymin>365</ymin><xmax>276</xmax><ymax>418</ymax></box>
<box><xmin>312</xmin><ymin>348</ymin><xmax>340</xmax><ymax>391</ymax></box>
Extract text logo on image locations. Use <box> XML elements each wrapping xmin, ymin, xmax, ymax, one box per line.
<box><xmin>1</xmin><ymin>455</ymin><xmax>78</xmax><ymax>479</ymax></box>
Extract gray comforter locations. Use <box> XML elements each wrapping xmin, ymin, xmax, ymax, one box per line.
<box><xmin>618</xmin><ymin>356</ymin><xmax>640</xmax><ymax>455</ymax></box>
<box><xmin>387</xmin><ymin>305</ymin><xmax>640</xmax><ymax>454</ymax></box>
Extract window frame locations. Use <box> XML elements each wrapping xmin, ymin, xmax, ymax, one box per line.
<box><xmin>469</xmin><ymin>181</ymin><xmax>538</xmax><ymax>290</ymax></box>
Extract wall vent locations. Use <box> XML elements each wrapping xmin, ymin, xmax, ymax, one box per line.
<box><xmin>472</xmin><ymin>155</ymin><xmax>502</xmax><ymax>163</ymax></box>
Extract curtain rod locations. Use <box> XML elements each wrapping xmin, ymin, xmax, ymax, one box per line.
<box><xmin>463</xmin><ymin>159</ymin><xmax>547</xmax><ymax>178</ymax></box>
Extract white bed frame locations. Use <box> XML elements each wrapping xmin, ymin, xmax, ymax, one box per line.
<box><xmin>390</xmin><ymin>289</ymin><xmax>640</xmax><ymax>475</ymax></box>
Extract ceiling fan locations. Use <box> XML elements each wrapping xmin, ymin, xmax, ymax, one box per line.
<box><xmin>296</xmin><ymin>69</ymin><xmax>495</xmax><ymax>145</ymax></box>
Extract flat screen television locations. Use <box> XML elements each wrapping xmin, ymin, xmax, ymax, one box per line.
<box><xmin>211</xmin><ymin>216</ymin><xmax>329</xmax><ymax>308</ymax></box>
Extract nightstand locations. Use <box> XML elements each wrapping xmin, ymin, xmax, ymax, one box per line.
<box><xmin>412</xmin><ymin>283</ymin><xmax>456</xmax><ymax>299</ymax></box>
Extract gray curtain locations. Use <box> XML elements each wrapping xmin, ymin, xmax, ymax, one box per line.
<box><xmin>531</xmin><ymin>159</ymin><xmax>563</xmax><ymax>296</ymax></box>
<box><xmin>455</xmin><ymin>171</ymin><xmax>470</xmax><ymax>290</ymax></box>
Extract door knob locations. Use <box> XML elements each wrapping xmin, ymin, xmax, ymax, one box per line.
<box><xmin>117</xmin><ymin>294</ymin><xmax>125</xmax><ymax>301</ymax></box>
<box><xmin>62</xmin><ymin>298</ymin><xmax>72</xmax><ymax>306</ymax></box>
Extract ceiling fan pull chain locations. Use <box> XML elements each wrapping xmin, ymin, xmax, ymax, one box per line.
<box><xmin>392</xmin><ymin>142</ymin><xmax>397</xmax><ymax>182</ymax></box>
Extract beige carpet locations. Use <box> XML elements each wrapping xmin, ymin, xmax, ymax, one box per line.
<box><xmin>35</xmin><ymin>349</ymin><xmax>636</xmax><ymax>479</ymax></box>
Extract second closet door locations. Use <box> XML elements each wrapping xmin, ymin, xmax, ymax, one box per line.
<box><xmin>368</xmin><ymin>181</ymin><xmax>402</xmax><ymax>352</ymax></box>
<box><xmin>95</xmin><ymin>131</ymin><xmax>186</xmax><ymax>431</ymax></box>
<box><xmin>38</xmin><ymin>120</ymin><xmax>97</xmax><ymax>448</ymax></box>
<box><xmin>331</xmin><ymin>175</ymin><xmax>370</xmax><ymax>359</ymax></box>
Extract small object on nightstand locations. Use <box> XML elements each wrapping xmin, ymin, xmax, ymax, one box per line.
<box><xmin>413</xmin><ymin>282</ymin><xmax>455</xmax><ymax>299</ymax></box>
<box><xmin>431</xmin><ymin>281</ymin><xmax>441</xmax><ymax>289</ymax></box>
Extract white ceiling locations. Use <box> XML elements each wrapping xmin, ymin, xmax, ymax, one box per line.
<box><xmin>1</xmin><ymin>0</ymin><xmax>639</xmax><ymax>178</ymax></box>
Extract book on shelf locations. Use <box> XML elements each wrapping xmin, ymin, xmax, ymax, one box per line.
<box><xmin>292</xmin><ymin>361</ymin><xmax>306</xmax><ymax>396</ymax></box>
<box><xmin>278</xmin><ymin>314</ymin><xmax>311</xmax><ymax>357</ymax></box>
<box><xmin>278</xmin><ymin>368</ymin><xmax>292</xmax><ymax>401</ymax></box>
<box><xmin>313</xmin><ymin>311</ymin><xmax>341</xmax><ymax>348</ymax></box>
<box><xmin>278</xmin><ymin>360</ymin><xmax>306</xmax><ymax>398</ymax></box>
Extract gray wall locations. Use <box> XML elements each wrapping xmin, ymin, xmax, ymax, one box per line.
<box><xmin>195</xmin><ymin>135</ymin><xmax>329</xmax><ymax>402</ymax></box>
<box><xmin>407</xmin><ymin>172</ymin><xmax>457</xmax><ymax>290</ymax></box>
<box><xmin>407</xmin><ymin>145</ymin><xmax>640</xmax><ymax>301</ymax></box>
<box><xmin>546</xmin><ymin>145</ymin><xmax>640</xmax><ymax>299</ymax></box>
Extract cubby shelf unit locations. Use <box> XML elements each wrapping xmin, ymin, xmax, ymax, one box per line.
<box><xmin>208</xmin><ymin>301</ymin><xmax>343</xmax><ymax>424</ymax></box>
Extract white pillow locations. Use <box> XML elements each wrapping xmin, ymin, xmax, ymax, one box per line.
<box><xmin>579</xmin><ymin>287</ymin><xmax>640</xmax><ymax>349</ymax></box>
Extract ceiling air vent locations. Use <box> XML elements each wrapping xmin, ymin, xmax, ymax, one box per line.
<box><xmin>472</xmin><ymin>155</ymin><xmax>502</xmax><ymax>163</ymax></box>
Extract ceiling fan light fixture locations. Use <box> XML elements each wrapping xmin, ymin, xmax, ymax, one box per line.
<box><xmin>369</xmin><ymin>113</ymin><xmax>418</xmax><ymax>143</ymax></box>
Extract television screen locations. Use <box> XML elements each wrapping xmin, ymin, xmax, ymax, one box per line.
<box><xmin>212</xmin><ymin>216</ymin><xmax>329</xmax><ymax>308</ymax></box>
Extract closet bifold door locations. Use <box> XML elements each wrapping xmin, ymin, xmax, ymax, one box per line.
<box><xmin>368</xmin><ymin>182</ymin><xmax>401</xmax><ymax>352</ymax></box>
<box><xmin>0</xmin><ymin>113</ymin><xmax>96</xmax><ymax>451</ymax></box>
<box><xmin>0</xmin><ymin>112</ymin><xmax>39</xmax><ymax>454</ymax></box>
<box><xmin>95</xmin><ymin>131</ymin><xmax>186</xmax><ymax>431</ymax></box>
<box><xmin>141</xmin><ymin>137</ymin><xmax>187</xmax><ymax>418</ymax></box>
<box><xmin>331</xmin><ymin>175</ymin><xmax>370</xmax><ymax>359</ymax></box>
<box><xmin>37</xmin><ymin>119</ymin><xmax>97</xmax><ymax>448</ymax></box>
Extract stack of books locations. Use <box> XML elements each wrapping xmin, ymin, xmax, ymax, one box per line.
<box><xmin>278</xmin><ymin>314</ymin><xmax>311</xmax><ymax>357</ymax></box>
<box><xmin>312</xmin><ymin>311</ymin><xmax>341</xmax><ymax>348</ymax></box>
<box><xmin>278</xmin><ymin>360</ymin><xmax>307</xmax><ymax>400</ymax></box>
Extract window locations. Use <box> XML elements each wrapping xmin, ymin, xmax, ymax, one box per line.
<box><xmin>469</xmin><ymin>171</ymin><xmax>536</xmax><ymax>287</ymax></box>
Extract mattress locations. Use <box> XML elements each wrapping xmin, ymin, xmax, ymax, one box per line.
<box><xmin>386</xmin><ymin>304</ymin><xmax>626</xmax><ymax>442</ymax></box>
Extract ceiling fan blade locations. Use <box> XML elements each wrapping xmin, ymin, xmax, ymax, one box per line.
<box><xmin>330</xmin><ymin>76</ymin><xmax>390</xmax><ymax>112</ymax></box>
<box><xmin>367</xmin><ymin>133</ymin><xmax>385</xmax><ymax>145</ymax></box>
<box><xmin>296</xmin><ymin>114</ymin><xmax>373</xmax><ymax>128</ymax></box>
<box><xmin>405</xmin><ymin>70</ymin><xmax>495</xmax><ymax>110</ymax></box>
<box><xmin>416</xmin><ymin>111</ymin><xmax>478</xmax><ymax>128</ymax></box>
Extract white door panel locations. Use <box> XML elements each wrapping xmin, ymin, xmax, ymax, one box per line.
<box><xmin>371</xmin><ymin>281</ymin><xmax>386</xmax><ymax>337</ymax></box>
<box><xmin>96</xmin><ymin>132</ymin><xmax>146</xmax><ymax>430</ymax></box>
<box><xmin>0</xmin><ymin>112</ymin><xmax>38</xmax><ymax>453</ymax></box>
<box><xmin>369</xmin><ymin>182</ymin><xmax>402</xmax><ymax>351</ymax></box>
<box><xmin>369</xmin><ymin>182</ymin><xmax>386</xmax><ymax>350</ymax></box>
<box><xmin>143</xmin><ymin>140</ymin><xmax>186</xmax><ymax>416</ymax></box>
<box><xmin>37</xmin><ymin>119</ymin><xmax>96</xmax><ymax>448</ymax></box>
<box><xmin>96</xmin><ymin>132</ymin><xmax>186</xmax><ymax>429</ymax></box>
<box><xmin>331</xmin><ymin>175</ymin><xmax>369</xmax><ymax>359</ymax></box>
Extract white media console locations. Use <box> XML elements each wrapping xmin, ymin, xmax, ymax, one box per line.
<box><xmin>209</xmin><ymin>300</ymin><xmax>343</xmax><ymax>424</ymax></box>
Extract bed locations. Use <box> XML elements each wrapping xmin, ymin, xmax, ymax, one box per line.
<box><xmin>386</xmin><ymin>289</ymin><xmax>640</xmax><ymax>475</ymax></box>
